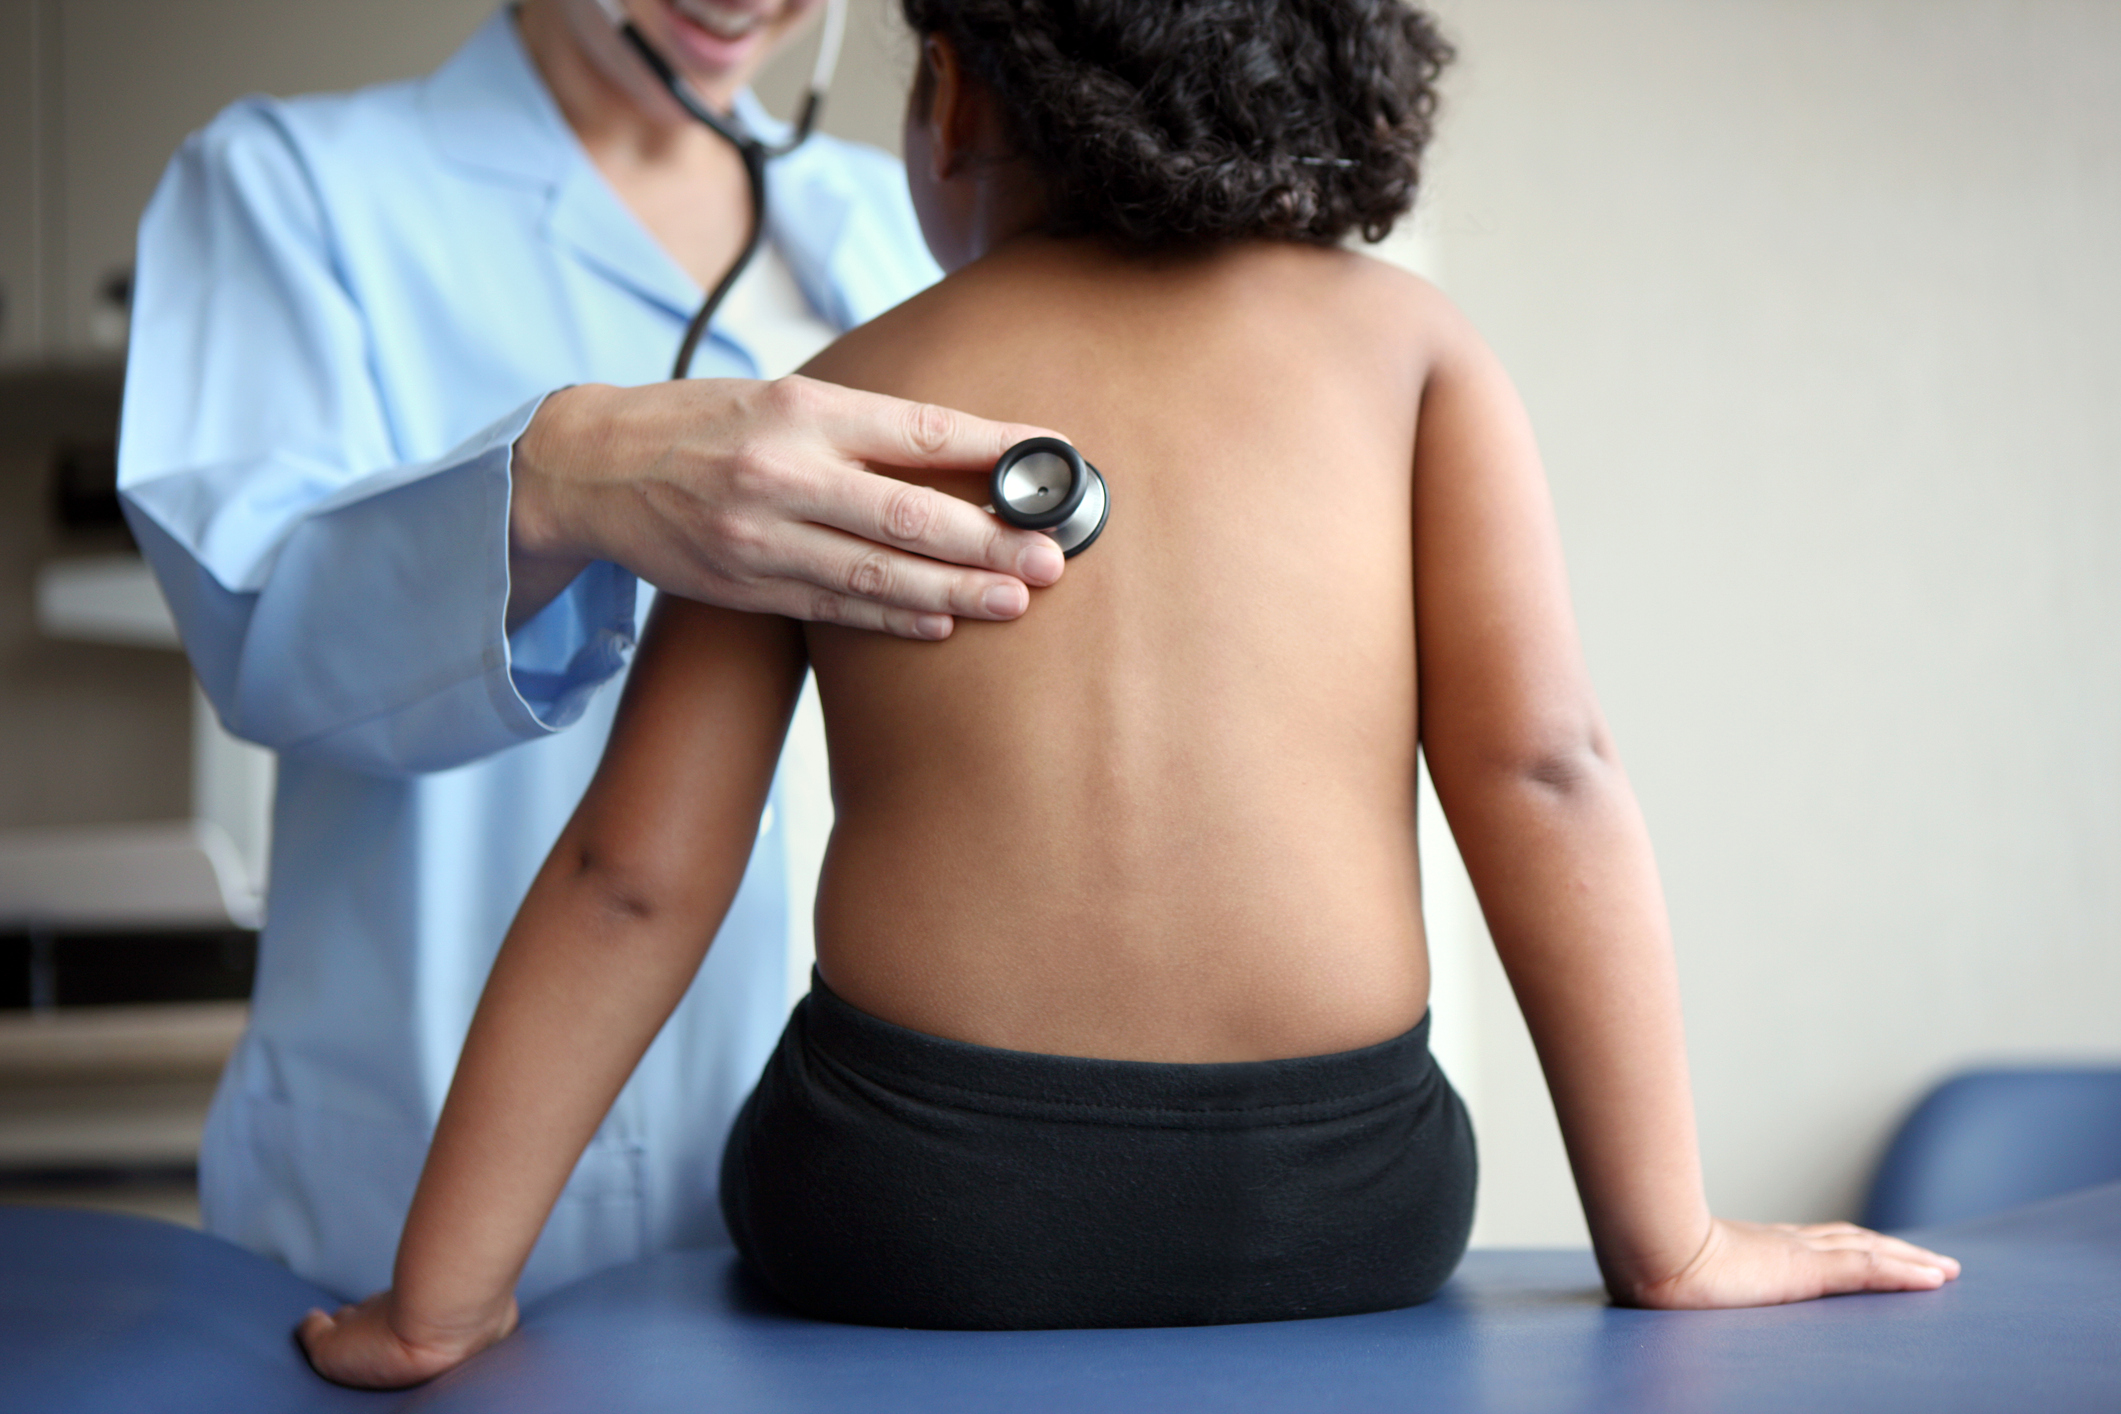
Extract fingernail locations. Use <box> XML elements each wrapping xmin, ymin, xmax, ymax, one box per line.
<box><xmin>1021</xmin><ymin>542</ymin><xmax>1064</xmax><ymax>585</ymax></box>
<box><xmin>916</xmin><ymin>614</ymin><xmax>952</xmax><ymax>640</ymax></box>
<box><xmin>983</xmin><ymin>583</ymin><xmax>1029</xmax><ymax>617</ymax></box>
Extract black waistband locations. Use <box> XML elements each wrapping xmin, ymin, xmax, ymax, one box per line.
<box><xmin>797</xmin><ymin>969</ymin><xmax>1437</xmax><ymax>1124</ymax></box>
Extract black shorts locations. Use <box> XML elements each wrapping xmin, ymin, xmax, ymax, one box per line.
<box><xmin>720</xmin><ymin>972</ymin><xmax>1477</xmax><ymax>1330</ymax></box>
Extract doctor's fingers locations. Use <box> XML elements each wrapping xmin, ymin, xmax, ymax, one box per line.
<box><xmin>767</xmin><ymin>379</ymin><xmax>1068</xmax><ymax>584</ymax></box>
<box><xmin>758</xmin><ymin>522</ymin><xmax>1046</xmax><ymax>638</ymax></box>
<box><xmin>800</xmin><ymin>465</ymin><xmax>1067</xmax><ymax>592</ymax></box>
<box><xmin>772</xmin><ymin>375</ymin><xmax>1062</xmax><ymax>480</ymax></box>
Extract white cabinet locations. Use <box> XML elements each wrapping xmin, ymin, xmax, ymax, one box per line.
<box><xmin>13</xmin><ymin>553</ymin><xmax>274</xmax><ymax>930</ymax></box>
<box><xmin>3</xmin><ymin>0</ymin><xmax>491</xmax><ymax>363</ymax></box>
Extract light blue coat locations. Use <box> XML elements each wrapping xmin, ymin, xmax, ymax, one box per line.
<box><xmin>117</xmin><ymin>10</ymin><xmax>938</xmax><ymax>1301</ymax></box>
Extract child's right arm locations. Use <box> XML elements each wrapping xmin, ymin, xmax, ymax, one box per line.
<box><xmin>296</xmin><ymin>595</ymin><xmax>808</xmax><ymax>1386</ymax></box>
<box><xmin>1410</xmin><ymin>294</ymin><xmax>1958</xmax><ymax>1307</ymax></box>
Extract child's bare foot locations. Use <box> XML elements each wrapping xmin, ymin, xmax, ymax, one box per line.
<box><xmin>296</xmin><ymin>1288</ymin><xmax>517</xmax><ymax>1389</ymax></box>
<box><xmin>1618</xmin><ymin>1217</ymin><xmax>1961</xmax><ymax>1309</ymax></box>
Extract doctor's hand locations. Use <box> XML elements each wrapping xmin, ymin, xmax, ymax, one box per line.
<box><xmin>508</xmin><ymin>376</ymin><xmax>1070</xmax><ymax>639</ymax></box>
<box><xmin>297</xmin><ymin>1287</ymin><xmax>517</xmax><ymax>1390</ymax></box>
<box><xmin>1615</xmin><ymin>1216</ymin><xmax>1960</xmax><ymax>1310</ymax></box>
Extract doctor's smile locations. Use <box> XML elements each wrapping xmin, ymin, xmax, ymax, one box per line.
<box><xmin>650</xmin><ymin>0</ymin><xmax>820</xmax><ymax>74</ymax></box>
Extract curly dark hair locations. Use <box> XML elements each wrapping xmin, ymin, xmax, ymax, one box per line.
<box><xmin>899</xmin><ymin>0</ymin><xmax>1453</xmax><ymax>249</ymax></box>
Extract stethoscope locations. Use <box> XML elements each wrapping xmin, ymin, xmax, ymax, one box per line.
<box><xmin>609</xmin><ymin>0</ymin><xmax>1109</xmax><ymax>557</ymax></box>
<box><xmin>597</xmin><ymin>0</ymin><xmax>847</xmax><ymax>380</ymax></box>
<box><xmin>987</xmin><ymin>437</ymin><xmax>1109</xmax><ymax>558</ymax></box>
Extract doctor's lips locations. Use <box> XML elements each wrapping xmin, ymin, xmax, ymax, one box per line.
<box><xmin>660</xmin><ymin>0</ymin><xmax>797</xmax><ymax>67</ymax></box>
<box><xmin>674</xmin><ymin>0</ymin><xmax>763</xmax><ymax>38</ymax></box>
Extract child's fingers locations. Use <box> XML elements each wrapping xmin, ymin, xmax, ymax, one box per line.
<box><xmin>295</xmin><ymin>1307</ymin><xmax>348</xmax><ymax>1379</ymax></box>
<box><xmin>1810</xmin><ymin>1246</ymin><xmax>1954</xmax><ymax>1295</ymax></box>
<box><xmin>1797</xmin><ymin>1225</ymin><xmax>1961</xmax><ymax>1276</ymax></box>
<box><xmin>1841</xmin><ymin>1235</ymin><xmax>1958</xmax><ymax>1275</ymax></box>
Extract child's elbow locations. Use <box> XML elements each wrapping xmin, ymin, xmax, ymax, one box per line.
<box><xmin>555</xmin><ymin>838</ymin><xmax>699</xmax><ymax>931</ymax></box>
<box><xmin>1436</xmin><ymin>716</ymin><xmax>1621</xmax><ymax>804</ymax></box>
<box><xmin>1511</xmin><ymin>736</ymin><xmax>1614</xmax><ymax>798</ymax></box>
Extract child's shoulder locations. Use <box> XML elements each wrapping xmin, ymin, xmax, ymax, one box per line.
<box><xmin>797</xmin><ymin>271</ymin><xmax>973</xmax><ymax>403</ymax></box>
<box><xmin>1195</xmin><ymin>241</ymin><xmax>1475</xmax><ymax>376</ymax></box>
<box><xmin>800</xmin><ymin>238</ymin><xmax>1475</xmax><ymax>407</ymax></box>
<box><xmin>1326</xmin><ymin>245</ymin><xmax>1474</xmax><ymax>354</ymax></box>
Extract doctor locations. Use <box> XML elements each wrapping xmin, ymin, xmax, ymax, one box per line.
<box><xmin>117</xmin><ymin>0</ymin><xmax>1065</xmax><ymax>1300</ymax></box>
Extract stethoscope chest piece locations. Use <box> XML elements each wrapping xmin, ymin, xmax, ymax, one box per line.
<box><xmin>989</xmin><ymin>438</ymin><xmax>1110</xmax><ymax>558</ymax></box>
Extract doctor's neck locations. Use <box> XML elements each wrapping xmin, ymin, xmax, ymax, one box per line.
<box><xmin>517</xmin><ymin>0</ymin><xmax>812</xmax><ymax>288</ymax></box>
<box><xmin>517</xmin><ymin>0</ymin><xmax>792</xmax><ymax>160</ymax></box>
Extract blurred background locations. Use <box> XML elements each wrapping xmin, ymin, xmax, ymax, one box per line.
<box><xmin>0</xmin><ymin>0</ymin><xmax>2114</xmax><ymax>1245</ymax></box>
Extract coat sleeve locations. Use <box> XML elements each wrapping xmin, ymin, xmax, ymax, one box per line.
<box><xmin>117</xmin><ymin>100</ymin><xmax>639</xmax><ymax>777</ymax></box>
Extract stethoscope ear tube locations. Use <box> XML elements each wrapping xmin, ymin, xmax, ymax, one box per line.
<box><xmin>990</xmin><ymin>438</ymin><xmax>1110</xmax><ymax>558</ymax></box>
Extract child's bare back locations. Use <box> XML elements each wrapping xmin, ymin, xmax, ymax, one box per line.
<box><xmin>801</xmin><ymin>236</ymin><xmax>1438</xmax><ymax>1063</ymax></box>
<box><xmin>299</xmin><ymin>0</ymin><xmax>1962</xmax><ymax>1384</ymax></box>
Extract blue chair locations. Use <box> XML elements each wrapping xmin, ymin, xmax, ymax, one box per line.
<box><xmin>1862</xmin><ymin>1067</ymin><xmax>2121</xmax><ymax>1230</ymax></box>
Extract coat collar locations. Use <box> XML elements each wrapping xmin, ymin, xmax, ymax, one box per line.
<box><xmin>421</xmin><ymin>12</ymin><xmax>694</xmax><ymax>316</ymax></box>
<box><xmin>419</xmin><ymin>10</ymin><xmax>574</xmax><ymax>189</ymax></box>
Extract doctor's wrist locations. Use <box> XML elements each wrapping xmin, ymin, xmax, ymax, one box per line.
<box><xmin>507</xmin><ymin>385</ymin><xmax>614</xmax><ymax>629</ymax></box>
<box><xmin>512</xmin><ymin>384</ymin><xmax>614</xmax><ymax>558</ymax></box>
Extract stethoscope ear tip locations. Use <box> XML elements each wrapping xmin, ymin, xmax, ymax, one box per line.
<box><xmin>990</xmin><ymin>438</ymin><xmax>1109</xmax><ymax>558</ymax></box>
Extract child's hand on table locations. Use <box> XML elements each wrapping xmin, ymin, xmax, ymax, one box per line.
<box><xmin>1620</xmin><ymin>1217</ymin><xmax>1960</xmax><ymax>1309</ymax></box>
<box><xmin>296</xmin><ymin>1288</ymin><xmax>518</xmax><ymax>1389</ymax></box>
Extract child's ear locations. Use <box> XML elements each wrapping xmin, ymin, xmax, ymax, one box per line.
<box><xmin>919</xmin><ymin>33</ymin><xmax>971</xmax><ymax>182</ymax></box>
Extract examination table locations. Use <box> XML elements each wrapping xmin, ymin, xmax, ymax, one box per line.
<box><xmin>4</xmin><ymin>1182</ymin><xmax>2117</xmax><ymax>1414</ymax></box>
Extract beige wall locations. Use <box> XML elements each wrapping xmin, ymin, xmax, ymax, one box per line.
<box><xmin>1396</xmin><ymin>0</ymin><xmax>2121</xmax><ymax>1244</ymax></box>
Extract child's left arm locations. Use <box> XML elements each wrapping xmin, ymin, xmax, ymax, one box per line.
<box><xmin>1410</xmin><ymin>299</ymin><xmax>1960</xmax><ymax>1308</ymax></box>
<box><xmin>297</xmin><ymin>597</ymin><xmax>807</xmax><ymax>1388</ymax></box>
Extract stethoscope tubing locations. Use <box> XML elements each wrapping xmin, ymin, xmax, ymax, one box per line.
<box><xmin>620</xmin><ymin>4</ymin><xmax>1111</xmax><ymax>557</ymax></box>
<box><xmin>612</xmin><ymin>0</ymin><xmax>848</xmax><ymax>379</ymax></box>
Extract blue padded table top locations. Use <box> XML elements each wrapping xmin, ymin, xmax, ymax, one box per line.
<box><xmin>5</xmin><ymin>1183</ymin><xmax>2118</xmax><ymax>1414</ymax></box>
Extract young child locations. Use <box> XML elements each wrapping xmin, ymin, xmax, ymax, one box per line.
<box><xmin>302</xmin><ymin>0</ymin><xmax>1958</xmax><ymax>1385</ymax></box>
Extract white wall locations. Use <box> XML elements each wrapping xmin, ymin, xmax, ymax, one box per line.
<box><xmin>1394</xmin><ymin>0</ymin><xmax>2121</xmax><ymax>1244</ymax></box>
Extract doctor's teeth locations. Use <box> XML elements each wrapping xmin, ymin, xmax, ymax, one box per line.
<box><xmin>677</xmin><ymin>0</ymin><xmax>760</xmax><ymax>39</ymax></box>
